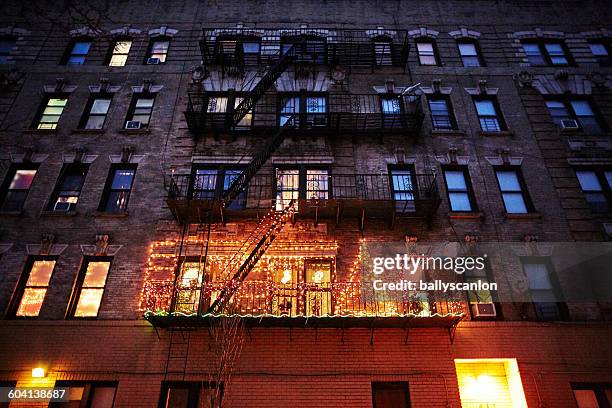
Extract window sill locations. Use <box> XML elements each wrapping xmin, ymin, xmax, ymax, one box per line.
<box><xmin>480</xmin><ymin>130</ymin><xmax>514</xmax><ymax>137</ymax></box>
<box><xmin>22</xmin><ymin>129</ymin><xmax>57</xmax><ymax>134</ymax></box>
<box><xmin>431</xmin><ymin>129</ymin><xmax>466</xmax><ymax>137</ymax></box>
<box><xmin>117</xmin><ymin>128</ymin><xmax>151</xmax><ymax>135</ymax></box>
<box><xmin>504</xmin><ymin>212</ymin><xmax>542</xmax><ymax>220</ymax></box>
<box><xmin>449</xmin><ymin>211</ymin><xmax>484</xmax><ymax>220</ymax></box>
<box><xmin>40</xmin><ymin>210</ymin><xmax>78</xmax><ymax>217</ymax></box>
<box><xmin>93</xmin><ymin>211</ymin><xmax>129</xmax><ymax>218</ymax></box>
<box><xmin>71</xmin><ymin>128</ymin><xmax>105</xmax><ymax>134</ymax></box>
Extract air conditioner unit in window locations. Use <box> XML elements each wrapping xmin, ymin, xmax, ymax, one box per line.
<box><xmin>147</xmin><ymin>57</ymin><xmax>160</xmax><ymax>65</ymax></box>
<box><xmin>560</xmin><ymin>119</ymin><xmax>579</xmax><ymax>130</ymax></box>
<box><xmin>125</xmin><ymin>120</ymin><xmax>142</xmax><ymax>129</ymax></box>
<box><xmin>473</xmin><ymin>303</ymin><xmax>497</xmax><ymax>317</ymax></box>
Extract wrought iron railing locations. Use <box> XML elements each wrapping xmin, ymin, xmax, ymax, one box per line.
<box><xmin>143</xmin><ymin>280</ymin><xmax>464</xmax><ymax>318</ymax></box>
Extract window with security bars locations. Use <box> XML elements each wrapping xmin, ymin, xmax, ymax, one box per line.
<box><xmin>191</xmin><ymin>166</ymin><xmax>246</xmax><ymax>210</ymax></box>
<box><xmin>416</xmin><ymin>40</ymin><xmax>439</xmax><ymax>65</ymax></box>
<box><xmin>108</xmin><ymin>39</ymin><xmax>132</xmax><ymax>66</ymax></box>
<box><xmin>47</xmin><ymin>163</ymin><xmax>88</xmax><ymax>212</ymax></box>
<box><xmin>99</xmin><ymin>165</ymin><xmax>136</xmax><ymax>213</ymax></box>
<box><xmin>443</xmin><ymin>167</ymin><xmax>476</xmax><ymax>212</ymax></box>
<box><xmin>575</xmin><ymin>169</ymin><xmax>612</xmax><ymax>213</ymax></box>
<box><xmin>64</xmin><ymin>39</ymin><xmax>91</xmax><ymax>65</ymax></box>
<box><xmin>34</xmin><ymin>96</ymin><xmax>68</xmax><ymax>130</ymax></box>
<box><xmin>588</xmin><ymin>40</ymin><xmax>611</xmax><ymax>67</ymax></box>
<box><xmin>428</xmin><ymin>97</ymin><xmax>456</xmax><ymax>130</ymax></box>
<box><xmin>457</xmin><ymin>41</ymin><xmax>482</xmax><ymax>67</ymax></box>
<box><xmin>9</xmin><ymin>258</ymin><xmax>56</xmax><ymax>318</ymax></box>
<box><xmin>545</xmin><ymin>99</ymin><xmax>603</xmax><ymax>134</ymax></box>
<box><xmin>68</xmin><ymin>259</ymin><xmax>112</xmax><ymax>318</ymax></box>
<box><xmin>275</xmin><ymin>167</ymin><xmax>330</xmax><ymax>211</ymax></box>
<box><xmin>473</xmin><ymin>97</ymin><xmax>505</xmax><ymax>132</ymax></box>
<box><xmin>373</xmin><ymin>38</ymin><xmax>393</xmax><ymax>66</ymax></box>
<box><xmin>80</xmin><ymin>96</ymin><xmax>112</xmax><ymax>130</ymax></box>
<box><xmin>521</xmin><ymin>259</ymin><xmax>567</xmax><ymax>321</ymax></box>
<box><xmin>0</xmin><ymin>164</ymin><xmax>38</xmax><ymax>212</ymax></box>
<box><xmin>389</xmin><ymin>167</ymin><xmax>416</xmax><ymax>213</ymax></box>
<box><xmin>522</xmin><ymin>40</ymin><xmax>571</xmax><ymax>66</ymax></box>
<box><xmin>146</xmin><ymin>38</ymin><xmax>169</xmax><ymax>63</ymax></box>
<box><xmin>125</xmin><ymin>94</ymin><xmax>155</xmax><ymax>128</ymax></box>
<box><xmin>494</xmin><ymin>168</ymin><xmax>532</xmax><ymax>214</ymax></box>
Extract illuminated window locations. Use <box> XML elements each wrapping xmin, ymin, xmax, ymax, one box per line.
<box><xmin>108</xmin><ymin>40</ymin><xmax>132</xmax><ymax>66</ymax></box>
<box><xmin>80</xmin><ymin>96</ymin><xmax>112</xmax><ymax>130</ymax></box>
<box><xmin>416</xmin><ymin>40</ymin><xmax>439</xmax><ymax>65</ymax></box>
<box><xmin>458</xmin><ymin>41</ymin><xmax>483</xmax><ymax>67</ymax></box>
<box><xmin>146</xmin><ymin>37</ymin><xmax>170</xmax><ymax>63</ymax></box>
<box><xmin>64</xmin><ymin>39</ymin><xmax>91</xmax><ymax>65</ymax></box>
<box><xmin>34</xmin><ymin>96</ymin><xmax>68</xmax><ymax>130</ymax></box>
<box><xmin>10</xmin><ymin>258</ymin><xmax>56</xmax><ymax>317</ymax></box>
<box><xmin>50</xmin><ymin>381</ymin><xmax>117</xmax><ymax>408</ymax></box>
<box><xmin>125</xmin><ymin>94</ymin><xmax>155</xmax><ymax>128</ymax></box>
<box><xmin>575</xmin><ymin>169</ymin><xmax>612</xmax><ymax>213</ymax></box>
<box><xmin>372</xmin><ymin>382</ymin><xmax>411</xmax><ymax>408</ymax></box>
<box><xmin>389</xmin><ymin>166</ymin><xmax>416</xmax><ymax>213</ymax></box>
<box><xmin>0</xmin><ymin>36</ymin><xmax>17</xmax><ymax>63</ymax></box>
<box><xmin>443</xmin><ymin>167</ymin><xmax>477</xmax><ymax>212</ymax></box>
<box><xmin>173</xmin><ymin>260</ymin><xmax>204</xmax><ymax>315</ymax></box>
<box><xmin>521</xmin><ymin>40</ymin><xmax>571</xmax><ymax>66</ymax></box>
<box><xmin>99</xmin><ymin>165</ymin><xmax>136</xmax><ymax>213</ymax></box>
<box><xmin>304</xmin><ymin>260</ymin><xmax>332</xmax><ymax>316</ymax></box>
<box><xmin>494</xmin><ymin>168</ymin><xmax>532</xmax><ymax>214</ymax></box>
<box><xmin>455</xmin><ymin>359</ymin><xmax>528</xmax><ymax>408</ymax></box>
<box><xmin>158</xmin><ymin>382</ymin><xmax>219</xmax><ymax>408</ymax></box>
<box><xmin>428</xmin><ymin>96</ymin><xmax>456</xmax><ymax>130</ymax></box>
<box><xmin>279</xmin><ymin>93</ymin><xmax>328</xmax><ymax>128</ymax></box>
<box><xmin>275</xmin><ymin>166</ymin><xmax>330</xmax><ymax>211</ymax></box>
<box><xmin>276</xmin><ymin>168</ymin><xmax>300</xmax><ymax>211</ymax></box>
<box><xmin>47</xmin><ymin>163</ymin><xmax>88</xmax><ymax>212</ymax></box>
<box><xmin>191</xmin><ymin>166</ymin><xmax>246</xmax><ymax>210</ymax></box>
<box><xmin>473</xmin><ymin>97</ymin><xmax>506</xmax><ymax>132</ymax></box>
<box><xmin>69</xmin><ymin>259</ymin><xmax>111</xmax><ymax>318</ymax></box>
<box><xmin>572</xmin><ymin>383</ymin><xmax>612</xmax><ymax>408</ymax></box>
<box><xmin>0</xmin><ymin>165</ymin><xmax>38</xmax><ymax>212</ymax></box>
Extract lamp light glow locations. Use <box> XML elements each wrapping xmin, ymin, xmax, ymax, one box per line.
<box><xmin>31</xmin><ymin>367</ymin><xmax>45</xmax><ymax>378</ymax></box>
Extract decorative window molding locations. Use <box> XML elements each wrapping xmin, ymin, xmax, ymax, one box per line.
<box><xmin>9</xmin><ymin>150</ymin><xmax>48</xmax><ymax>164</ymax></box>
<box><xmin>448</xmin><ymin>28</ymin><xmax>481</xmax><ymax>39</ymax></box>
<box><xmin>26</xmin><ymin>234</ymin><xmax>68</xmax><ymax>256</ymax></box>
<box><xmin>0</xmin><ymin>243</ymin><xmax>13</xmax><ymax>255</ymax></box>
<box><xmin>80</xmin><ymin>234</ymin><xmax>122</xmax><ymax>257</ymax></box>
<box><xmin>69</xmin><ymin>27</ymin><xmax>100</xmax><ymax>38</ymax></box>
<box><xmin>43</xmin><ymin>78</ymin><xmax>77</xmax><ymax>94</ymax></box>
<box><xmin>529</xmin><ymin>73</ymin><xmax>611</xmax><ymax>95</ymax></box>
<box><xmin>273</xmin><ymin>157</ymin><xmax>334</xmax><ymax>164</ymax></box>
<box><xmin>88</xmin><ymin>78</ymin><xmax>121</xmax><ymax>94</ymax></box>
<box><xmin>130</xmin><ymin>78</ymin><xmax>163</xmax><ymax>94</ymax></box>
<box><xmin>109</xmin><ymin>26</ymin><xmax>142</xmax><ymax>37</ymax></box>
<box><xmin>421</xmin><ymin>79</ymin><xmax>452</xmax><ymax>95</ymax></box>
<box><xmin>365</xmin><ymin>26</ymin><xmax>398</xmax><ymax>39</ymax></box>
<box><xmin>435</xmin><ymin>149</ymin><xmax>470</xmax><ymax>165</ymax></box>
<box><xmin>464</xmin><ymin>80</ymin><xmax>499</xmax><ymax>95</ymax></box>
<box><xmin>209</xmin><ymin>23</ymin><xmax>265</xmax><ymax>40</ymax></box>
<box><xmin>567</xmin><ymin>156</ymin><xmax>612</xmax><ymax>166</ymax></box>
<box><xmin>0</xmin><ymin>26</ymin><xmax>29</xmax><ymax>37</ymax></box>
<box><xmin>372</xmin><ymin>80</ymin><xmax>417</xmax><ymax>94</ymax></box>
<box><xmin>567</xmin><ymin>137</ymin><xmax>612</xmax><ymax>153</ymax></box>
<box><xmin>512</xmin><ymin>29</ymin><xmax>565</xmax><ymax>39</ymax></box>
<box><xmin>580</xmin><ymin>28</ymin><xmax>610</xmax><ymax>39</ymax></box>
<box><xmin>148</xmin><ymin>26</ymin><xmax>178</xmax><ymax>38</ymax></box>
<box><xmin>408</xmin><ymin>27</ymin><xmax>439</xmax><ymax>39</ymax></box>
<box><xmin>62</xmin><ymin>148</ymin><xmax>98</xmax><ymax>164</ymax></box>
<box><xmin>485</xmin><ymin>150</ymin><xmax>523</xmax><ymax>166</ymax></box>
<box><xmin>109</xmin><ymin>153</ymin><xmax>145</xmax><ymax>164</ymax></box>
<box><xmin>383</xmin><ymin>154</ymin><xmax>417</xmax><ymax>165</ymax></box>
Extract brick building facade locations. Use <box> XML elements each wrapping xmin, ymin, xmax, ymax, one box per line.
<box><xmin>0</xmin><ymin>0</ymin><xmax>611</xmax><ymax>407</ymax></box>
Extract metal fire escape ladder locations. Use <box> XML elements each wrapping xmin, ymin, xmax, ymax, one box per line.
<box><xmin>206</xmin><ymin>200</ymin><xmax>295</xmax><ymax>315</ymax></box>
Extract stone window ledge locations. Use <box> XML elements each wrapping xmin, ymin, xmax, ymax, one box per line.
<box><xmin>480</xmin><ymin>130</ymin><xmax>514</xmax><ymax>137</ymax></box>
<box><xmin>504</xmin><ymin>212</ymin><xmax>542</xmax><ymax>220</ymax></box>
<box><xmin>117</xmin><ymin>128</ymin><xmax>151</xmax><ymax>135</ymax></box>
<box><xmin>40</xmin><ymin>210</ymin><xmax>78</xmax><ymax>217</ymax></box>
<box><xmin>448</xmin><ymin>211</ymin><xmax>484</xmax><ymax>220</ymax></box>
<box><xmin>93</xmin><ymin>211</ymin><xmax>129</xmax><ymax>218</ymax></box>
<box><xmin>432</xmin><ymin>129</ymin><xmax>466</xmax><ymax>137</ymax></box>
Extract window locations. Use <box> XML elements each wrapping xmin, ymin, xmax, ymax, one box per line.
<box><xmin>64</xmin><ymin>39</ymin><xmax>91</xmax><ymax>65</ymax></box>
<box><xmin>68</xmin><ymin>258</ymin><xmax>112</xmax><ymax>318</ymax></box>
<box><xmin>416</xmin><ymin>40</ymin><xmax>439</xmax><ymax>65</ymax></box>
<box><xmin>372</xmin><ymin>382</ymin><xmax>410</xmax><ymax>408</ymax></box>
<box><xmin>572</xmin><ymin>383</ymin><xmax>612</xmax><ymax>408</ymax></box>
<box><xmin>389</xmin><ymin>166</ymin><xmax>416</xmax><ymax>213</ymax></box>
<box><xmin>427</xmin><ymin>96</ymin><xmax>456</xmax><ymax>130</ymax></box>
<box><xmin>0</xmin><ymin>36</ymin><xmax>17</xmax><ymax>63</ymax></box>
<box><xmin>275</xmin><ymin>166</ymin><xmax>330</xmax><ymax>211</ymax></box>
<box><xmin>146</xmin><ymin>38</ymin><xmax>169</xmax><ymax>63</ymax></box>
<box><xmin>50</xmin><ymin>381</ymin><xmax>117</xmax><ymax>408</ymax></box>
<box><xmin>588</xmin><ymin>40</ymin><xmax>611</xmax><ymax>67</ymax></box>
<box><xmin>0</xmin><ymin>165</ymin><xmax>38</xmax><ymax>212</ymax></box>
<box><xmin>125</xmin><ymin>94</ymin><xmax>155</xmax><ymax>128</ymax></box>
<box><xmin>521</xmin><ymin>259</ymin><xmax>567</xmax><ymax>320</ymax></box>
<box><xmin>443</xmin><ymin>167</ymin><xmax>477</xmax><ymax>212</ymax></box>
<box><xmin>282</xmin><ymin>36</ymin><xmax>327</xmax><ymax>64</ymax></box>
<box><xmin>464</xmin><ymin>262</ymin><xmax>498</xmax><ymax>318</ymax></box>
<box><xmin>545</xmin><ymin>99</ymin><xmax>603</xmax><ymax>134</ymax></box>
<box><xmin>34</xmin><ymin>96</ymin><xmax>68</xmax><ymax>130</ymax></box>
<box><xmin>575</xmin><ymin>169</ymin><xmax>612</xmax><ymax>213</ymax></box>
<box><xmin>474</xmin><ymin>97</ymin><xmax>505</xmax><ymax>132</ymax></box>
<box><xmin>457</xmin><ymin>41</ymin><xmax>483</xmax><ymax>67</ymax></box>
<box><xmin>521</xmin><ymin>40</ymin><xmax>571</xmax><ymax>66</ymax></box>
<box><xmin>304</xmin><ymin>260</ymin><xmax>332</xmax><ymax>316</ymax></box>
<box><xmin>99</xmin><ymin>165</ymin><xmax>136</xmax><ymax>213</ymax></box>
<box><xmin>108</xmin><ymin>39</ymin><xmax>132</xmax><ymax>66</ymax></box>
<box><xmin>191</xmin><ymin>166</ymin><xmax>246</xmax><ymax>210</ymax></box>
<box><xmin>47</xmin><ymin>164</ymin><xmax>88</xmax><ymax>212</ymax></box>
<box><xmin>278</xmin><ymin>93</ymin><xmax>327</xmax><ymax>128</ymax></box>
<box><xmin>205</xmin><ymin>94</ymin><xmax>252</xmax><ymax>129</ymax></box>
<box><xmin>373</xmin><ymin>37</ymin><xmax>393</xmax><ymax>66</ymax></box>
<box><xmin>158</xmin><ymin>382</ymin><xmax>219</xmax><ymax>408</ymax></box>
<box><xmin>9</xmin><ymin>258</ymin><xmax>56</xmax><ymax>317</ymax></box>
<box><xmin>495</xmin><ymin>168</ymin><xmax>532</xmax><ymax>214</ymax></box>
<box><xmin>80</xmin><ymin>96</ymin><xmax>112</xmax><ymax>129</ymax></box>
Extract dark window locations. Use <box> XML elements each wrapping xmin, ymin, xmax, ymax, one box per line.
<box><xmin>0</xmin><ymin>164</ymin><xmax>38</xmax><ymax>212</ymax></box>
<box><xmin>473</xmin><ymin>97</ymin><xmax>505</xmax><ymax>132</ymax></box>
<box><xmin>427</xmin><ymin>96</ymin><xmax>456</xmax><ymax>130</ymax></box>
<box><xmin>282</xmin><ymin>35</ymin><xmax>327</xmax><ymax>64</ymax></box>
<box><xmin>373</xmin><ymin>37</ymin><xmax>393</xmax><ymax>66</ymax></box>
<box><xmin>47</xmin><ymin>163</ymin><xmax>88</xmax><ymax>212</ymax></box>
<box><xmin>572</xmin><ymin>383</ymin><xmax>612</xmax><ymax>408</ymax></box>
<box><xmin>0</xmin><ymin>36</ymin><xmax>17</xmax><ymax>63</ymax></box>
<box><xmin>190</xmin><ymin>166</ymin><xmax>246</xmax><ymax>210</ymax></box>
<box><xmin>389</xmin><ymin>166</ymin><xmax>416</xmax><ymax>213</ymax></box>
<box><xmin>50</xmin><ymin>381</ymin><xmax>117</xmax><ymax>408</ymax></box>
<box><xmin>416</xmin><ymin>39</ymin><xmax>439</xmax><ymax>65</ymax></box>
<box><xmin>146</xmin><ymin>37</ymin><xmax>170</xmax><ymax>63</ymax></box>
<box><xmin>158</xmin><ymin>382</ymin><xmax>220</xmax><ymax>408</ymax></box>
<box><xmin>588</xmin><ymin>40</ymin><xmax>611</xmax><ymax>67</ymax></box>
<box><xmin>521</xmin><ymin>258</ymin><xmax>568</xmax><ymax>321</ymax></box>
<box><xmin>99</xmin><ymin>165</ymin><xmax>136</xmax><ymax>213</ymax></box>
<box><xmin>33</xmin><ymin>95</ymin><xmax>68</xmax><ymax>130</ymax></box>
<box><xmin>275</xmin><ymin>166</ymin><xmax>330</xmax><ymax>211</ymax></box>
<box><xmin>545</xmin><ymin>98</ymin><xmax>603</xmax><ymax>134</ymax></box>
<box><xmin>575</xmin><ymin>169</ymin><xmax>612</xmax><ymax>213</ymax></box>
<box><xmin>64</xmin><ymin>39</ymin><xmax>91</xmax><ymax>65</ymax></box>
<box><xmin>108</xmin><ymin>39</ymin><xmax>132</xmax><ymax>66</ymax></box>
<box><xmin>278</xmin><ymin>93</ymin><xmax>327</xmax><ymax>128</ymax></box>
<box><xmin>8</xmin><ymin>257</ymin><xmax>56</xmax><ymax>318</ymax></box>
<box><xmin>443</xmin><ymin>167</ymin><xmax>477</xmax><ymax>212</ymax></box>
<box><xmin>80</xmin><ymin>95</ymin><xmax>112</xmax><ymax>130</ymax></box>
<box><xmin>457</xmin><ymin>40</ymin><xmax>483</xmax><ymax>67</ymax></box>
<box><xmin>372</xmin><ymin>382</ymin><xmax>411</xmax><ymax>408</ymax></box>
<box><xmin>67</xmin><ymin>258</ymin><xmax>112</xmax><ymax>318</ymax></box>
<box><xmin>125</xmin><ymin>94</ymin><xmax>155</xmax><ymax>128</ymax></box>
<box><xmin>521</xmin><ymin>40</ymin><xmax>571</xmax><ymax>66</ymax></box>
<box><xmin>494</xmin><ymin>167</ymin><xmax>532</xmax><ymax>214</ymax></box>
